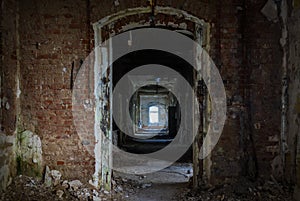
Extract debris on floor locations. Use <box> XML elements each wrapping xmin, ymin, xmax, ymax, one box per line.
<box><xmin>0</xmin><ymin>165</ymin><xmax>294</xmax><ymax>201</ymax></box>
<box><xmin>176</xmin><ymin>177</ymin><xmax>294</xmax><ymax>201</ymax></box>
<box><xmin>0</xmin><ymin>174</ymin><xmax>126</xmax><ymax>201</ymax></box>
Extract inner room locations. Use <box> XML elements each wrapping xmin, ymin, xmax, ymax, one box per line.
<box><xmin>112</xmin><ymin>45</ymin><xmax>196</xmax><ymax>192</ymax></box>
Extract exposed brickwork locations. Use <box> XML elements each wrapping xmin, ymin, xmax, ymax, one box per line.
<box><xmin>18</xmin><ymin>0</ymin><xmax>94</xmax><ymax>181</ymax></box>
<box><xmin>0</xmin><ymin>0</ymin><xmax>287</xmax><ymax>188</ymax></box>
<box><xmin>244</xmin><ymin>0</ymin><xmax>283</xmax><ymax>179</ymax></box>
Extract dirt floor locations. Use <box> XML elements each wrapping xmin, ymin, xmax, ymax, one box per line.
<box><xmin>176</xmin><ymin>178</ymin><xmax>294</xmax><ymax>201</ymax></box>
<box><xmin>0</xmin><ymin>163</ymin><xmax>294</xmax><ymax>201</ymax></box>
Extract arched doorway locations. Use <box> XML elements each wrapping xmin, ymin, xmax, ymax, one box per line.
<box><xmin>92</xmin><ymin>7</ymin><xmax>210</xmax><ymax>190</ymax></box>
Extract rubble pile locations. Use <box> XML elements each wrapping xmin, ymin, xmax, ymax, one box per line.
<box><xmin>113</xmin><ymin>175</ymin><xmax>153</xmax><ymax>198</ymax></box>
<box><xmin>0</xmin><ymin>169</ymin><xmax>294</xmax><ymax>201</ymax></box>
<box><xmin>0</xmin><ymin>167</ymin><xmax>125</xmax><ymax>201</ymax></box>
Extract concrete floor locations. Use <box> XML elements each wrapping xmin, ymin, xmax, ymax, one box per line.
<box><xmin>114</xmin><ymin>163</ymin><xmax>193</xmax><ymax>201</ymax></box>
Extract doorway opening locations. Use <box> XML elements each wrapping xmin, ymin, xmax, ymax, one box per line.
<box><xmin>93</xmin><ymin>7</ymin><xmax>210</xmax><ymax>191</ymax></box>
<box><xmin>110</xmin><ymin>31</ymin><xmax>196</xmax><ymax>196</ymax></box>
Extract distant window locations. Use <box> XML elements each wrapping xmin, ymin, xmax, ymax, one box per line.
<box><xmin>149</xmin><ymin>106</ymin><xmax>159</xmax><ymax>123</ymax></box>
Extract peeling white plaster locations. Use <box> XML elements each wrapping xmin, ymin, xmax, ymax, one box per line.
<box><xmin>93</xmin><ymin>6</ymin><xmax>209</xmax><ymax>189</ymax></box>
<box><xmin>6</xmin><ymin>136</ymin><xmax>14</xmax><ymax>144</ymax></box>
<box><xmin>0</xmin><ymin>131</ymin><xmax>15</xmax><ymax>191</ymax></box>
<box><xmin>16</xmin><ymin>78</ymin><xmax>21</xmax><ymax>98</ymax></box>
<box><xmin>5</xmin><ymin>102</ymin><xmax>10</xmax><ymax>110</ymax></box>
<box><xmin>18</xmin><ymin>130</ymin><xmax>43</xmax><ymax>174</ymax></box>
<box><xmin>280</xmin><ymin>0</ymin><xmax>289</xmax><ymax>164</ymax></box>
<box><xmin>155</xmin><ymin>6</ymin><xmax>206</xmax><ymax>26</ymax></box>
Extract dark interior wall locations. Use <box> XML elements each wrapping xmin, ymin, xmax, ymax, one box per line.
<box><xmin>0</xmin><ymin>0</ymin><xmax>18</xmax><ymax>190</ymax></box>
<box><xmin>243</xmin><ymin>0</ymin><xmax>283</xmax><ymax>179</ymax></box>
<box><xmin>208</xmin><ymin>0</ymin><xmax>283</xmax><ymax>182</ymax></box>
<box><xmin>287</xmin><ymin>2</ymin><xmax>300</xmax><ymax>199</ymax></box>
<box><xmin>1</xmin><ymin>0</ymin><xmax>18</xmax><ymax>134</ymax></box>
<box><xmin>0</xmin><ymin>0</ymin><xmax>286</xmax><ymax>188</ymax></box>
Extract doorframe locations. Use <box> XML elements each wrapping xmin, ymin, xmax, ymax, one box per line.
<box><xmin>93</xmin><ymin>6</ymin><xmax>210</xmax><ymax>190</ymax></box>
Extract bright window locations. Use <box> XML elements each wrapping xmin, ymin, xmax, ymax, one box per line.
<box><xmin>149</xmin><ymin>106</ymin><xmax>159</xmax><ymax>123</ymax></box>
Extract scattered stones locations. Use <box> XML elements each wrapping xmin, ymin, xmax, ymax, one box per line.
<box><xmin>116</xmin><ymin>185</ymin><xmax>123</xmax><ymax>192</ymax></box>
<box><xmin>0</xmin><ymin>175</ymin><xmax>127</xmax><ymax>201</ymax></box>
<box><xmin>56</xmin><ymin>189</ymin><xmax>64</xmax><ymax>198</ymax></box>
<box><xmin>51</xmin><ymin>170</ymin><xmax>62</xmax><ymax>186</ymax></box>
<box><xmin>1</xmin><ymin>173</ymin><xmax>293</xmax><ymax>201</ymax></box>
<box><xmin>61</xmin><ymin>180</ymin><xmax>69</xmax><ymax>189</ymax></box>
<box><xmin>139</xmin><ymin>175</ymin><xmax>146</xmax><ymax>180</ymax></box>
<box><xmin>93</xmin><ymin>196</ymin><xmax>102</xmax><ymax>201</ymax></box>
<box><xmin>68</xmin><ymin>180</ymin><xmax>83</xmax><ymax>191</ymax></box>
<box><xmin>44</xmin><ymin>166</ymin><xmax>52</xmax><ymax>187</ymax></box>
<box><xmin>44</xmin><ymin>166</ymin><xmax>62</xmax><ymax>187</ymax></box>
<box><xmin>141</xmin><ymin>183</ymin><xmax>152</xmax><ymax>189</ymax></box>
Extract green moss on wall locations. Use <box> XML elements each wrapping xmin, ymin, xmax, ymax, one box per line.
<box><xmin>15</xmin><ymin>130</ymin><xmax>43</xmax><ymax>178</ymax></box>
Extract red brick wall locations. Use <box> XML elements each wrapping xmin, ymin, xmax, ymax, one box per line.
<box><xmin>18</xmin><ymin>0</ymin><xmax>94</xmax><ymax>181</ymax></box>
<box><xmin>0</xmin><ymin>0</ymin><xmax>283</xmax><ymax>184</ymax></box>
